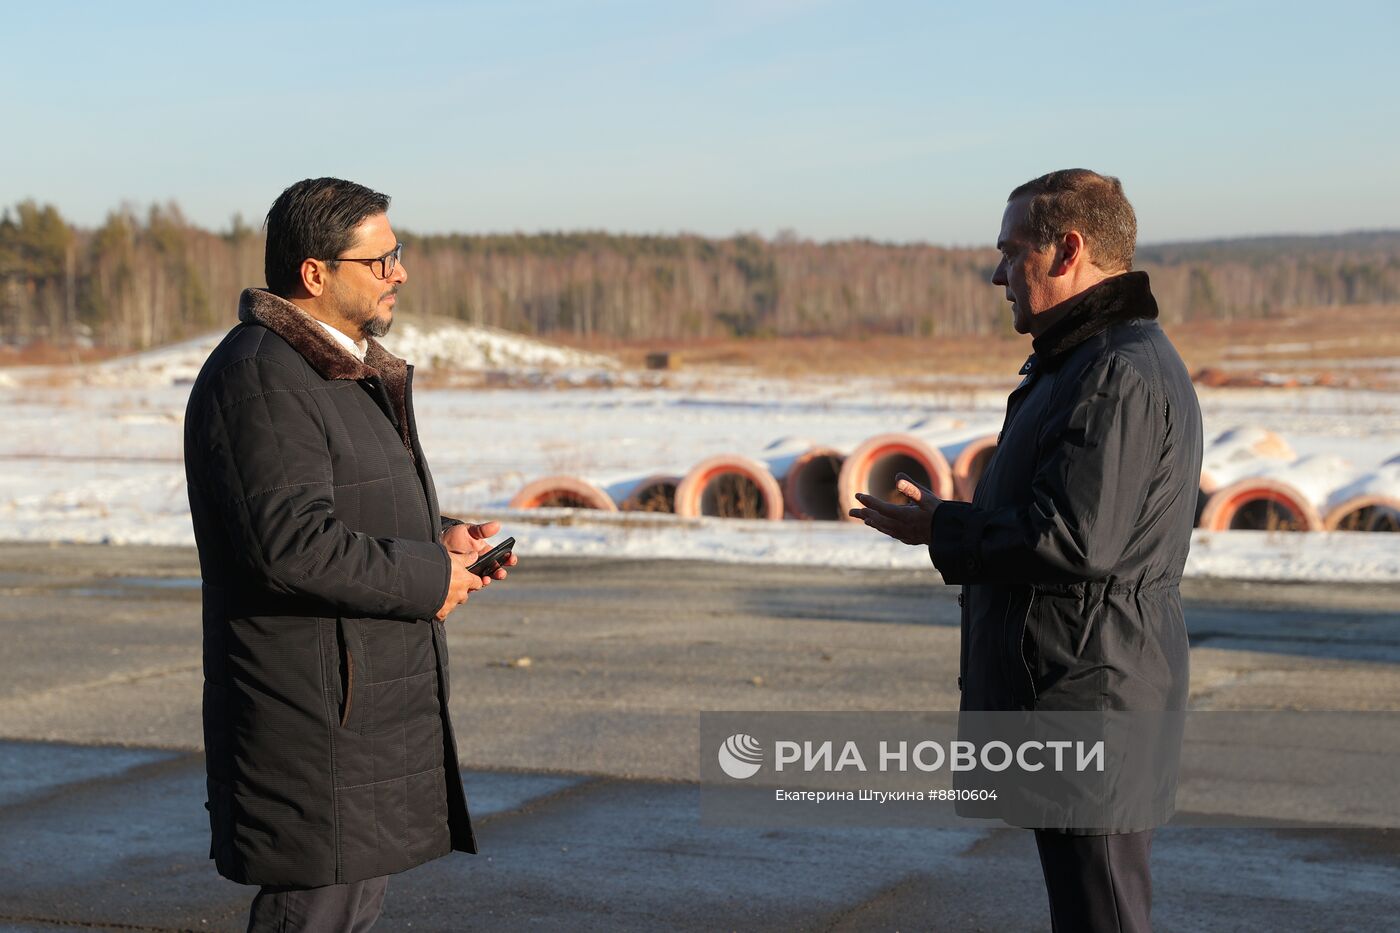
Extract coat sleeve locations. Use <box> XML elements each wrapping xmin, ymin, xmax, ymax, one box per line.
<box><xmin>930</xmin><ymin>354</ymin><xmax>1162</xmax><ymax>585</ymax></box>
<box><xmin>191</xmin><ymin>355</ymin><xmax>451</xmax><ymax>621</ymax></box>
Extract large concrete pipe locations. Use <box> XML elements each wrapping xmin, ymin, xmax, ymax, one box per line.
<box><xmin>1323</xmin><ymin>464</ymin><xmax>1400</xmax><ymax>532</ymax></box>
<box><xmin>1197</xmin><ymin>477</ymin><xmax>1323</xmax><ymax>531</ymax></box>
<box><xmin>838</xmin><ymin>433</ymin><xmax>955</xmax><ymax>521</ymax></box>
<box><xmin>617</xmin><ymin>474</ymin><xmax>682</xmax><ymax>513</ymax></box>
<box><xmin>675</xmin><ymin>455</ymin><xmax>785</xmax><ymax>520</ymax></box>
<box><xmin>782</xmin><ymin>446</ymin><xmax>847</xmax><ymax>520</ymax></box>
<box><xmin>509</xmin><ymin>475</ymin><xmax>618</xmax><ymax>511</ymax></box>
<box><xmin>1199</xmin><ymin>454</ymin><xmax>1353</xmax><ymax>532</ymax></box>
<box><xmin>948</xmin><ymin>434</ymin><xmax>999</xmax><ymax>502</ymax></box>
<box><xmin>1196</xmin><ymin>426</ymin><xmax>1297</xmax><ymax>524</ymax></box>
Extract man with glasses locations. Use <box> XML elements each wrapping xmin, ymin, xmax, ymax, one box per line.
<box><xmin>184</xmin><ymin>177</ymin><xmax>515</xmax><ymax>930</ymax></box>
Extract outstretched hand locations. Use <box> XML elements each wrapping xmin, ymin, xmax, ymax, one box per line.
<box><xmin>848</xmin><ymin>472</ymin><xmax>942</xmax><ymax>546</ymax></box>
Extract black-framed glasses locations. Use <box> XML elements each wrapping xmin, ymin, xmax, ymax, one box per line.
<box><xmin>326</xmin><ymin>242</ymin><xmax>402</xmax><ymax>279</ymax></box>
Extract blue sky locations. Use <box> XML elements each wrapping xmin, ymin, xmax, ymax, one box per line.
<box><xmin>3</xmin><ymin>0</ymin><xmax>1396</xmax><ymax>244</ymax></box>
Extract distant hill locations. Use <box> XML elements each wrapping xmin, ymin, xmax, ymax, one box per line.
<box><xmin>1135</xmin><ymin>230</ymin><xmax>1400</xmax><ymax>316</ymax></box>
<box><xmin>2</xmin><ymin>200</ymin><xmax>1398</xmax><ymax>350</ymax></box>
<box><xmin>1139</xmin><ymin>230</ymin><xmax>1400</xmax><ymax>263</ymax></box>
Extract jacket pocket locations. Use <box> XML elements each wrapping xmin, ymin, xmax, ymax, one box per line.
<box><xmin>1017</xmin><ymin>590</ymin><xmax>1039</xmax><ymax>709</ymax></box>
<box><xmin>335</xmin><ymin>617</ymin><xmax>365</xmax><ymax>733</ymax></box>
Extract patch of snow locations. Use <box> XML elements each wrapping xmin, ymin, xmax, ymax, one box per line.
<box><xmin>1222</xmin><ymin>338</ymin><xmax>1367</xmax><ymax>356</ymax></box>
<box><xmin>1325</xmin><ymin>464</ymin><xmax>1400</xmax><ymax>515</ymax></box>
<box><xmin>82</xmin><ymin>333</ymin><xmax>224</xmax><ymax>387</ymax></box>
<box><xmin>380</xmin><ymin>321</ymin><xmax>616</xmax><ymax>373</ymax></box>
<box><xmin>1256</xmin><ymin>454</ymin><xmax>1361</xmax><ymax>508</ymax></box>
<box><xmin>1184</xmin><ymin>530</ymin><xmax>1400</xmax><ymax>582</ymax></box>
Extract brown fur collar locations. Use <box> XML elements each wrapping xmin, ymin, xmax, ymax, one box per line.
<box><xmin>237</xmin><ymin>288</ymin><xmax>414</xmax><ymax>456</ymax></box>
<box><xmin>1031</xmin><ymin>271</ymin><xmax>1159</xmax><ymax>371</ymax></box>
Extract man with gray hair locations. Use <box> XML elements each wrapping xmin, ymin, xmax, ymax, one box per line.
<box><xmin>852</xmin><ymin>169</ymin><xmax>1202</xmax><ymax>931</ymax></box>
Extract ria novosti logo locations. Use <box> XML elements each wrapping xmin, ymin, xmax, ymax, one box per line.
<box><xmin>716</xmin><ymin>734</ymin><xmax>1107</xmax><ymax>780</ymax></box>
<box><xmin>717</xmin><ymin>733</ymin><xmax>764</xmax><ymax>779</ymax></box>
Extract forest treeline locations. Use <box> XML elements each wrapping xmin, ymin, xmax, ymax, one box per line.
<box><xmin>3</xmin><ymin>200</ymin><xmax>1398</xmax><ymax>350</ymax></box>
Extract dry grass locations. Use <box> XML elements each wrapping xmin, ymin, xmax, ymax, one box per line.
<box><xmin>704</xmin><ymin>474</ymin><xmax>767</xmax><ymax>519</ymax></box>
<box><xmin>1169</xmin><ymin>304</ymin><xmax>1400</xmax><ymax>369</ymax></box>
<box><xmin>623</xmin><ymin>480</ymin><xmax>678</xmax><ymax>513</ymax></box>
<box><xmin>0</xmin><ymin>343</ymin><xmax>122</xmax><ymax>367</ymax></box>
<box><xmin>560</xmin><ymin>332</ymin><xmax>1030</xmax><ymax>379</ymax></box>
<box><xmin>556</xmin><ymin>304</ymin><xmax>1400</xmax><ymax>385</ymax></box>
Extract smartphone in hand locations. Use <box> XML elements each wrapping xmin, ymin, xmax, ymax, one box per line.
<box><xmin>467</xmin><ymin>536</ymin><xmax>515</xmax><ymax>577</ymax></box>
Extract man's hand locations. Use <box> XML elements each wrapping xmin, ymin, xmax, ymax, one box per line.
<box><xmin>435</xmin><ymin>549</ymin><xmax>486</xmax><ymax>621</ymax></box>
<box><xmin>436</xmin><ymin>521</ymin><xmax>518</xmax><ymax>620</ymax></box>
<box><xmin>438</xmin><ymin>520</ymin><xmax>518</xmax><ymax>616</ymax></box>
<box><xmin>848</xmin><ymin>472</ymin><xmax>943</xmax><ymax>546</ymax></box>
<box><xmin>441</xmin><ymin>521</ymin><xmax>519</xmax><ymax>577</ymax></box>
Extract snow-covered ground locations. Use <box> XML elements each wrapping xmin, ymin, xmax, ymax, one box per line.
<box><xmin>2</xmin><ymin>327</ymin><xmax>1398</xmax><ymax>582</ymax></box>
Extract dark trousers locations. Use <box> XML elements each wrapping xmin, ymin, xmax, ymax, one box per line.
<box><xmin>246</xmin><ymin>875</ymin><xmax>388</xmax><ymax>933</ymax></box>
<box><xmin>1034</xmin><ymin>829</ymin><xmax>1153</xmax><ymax>933</ymax></box>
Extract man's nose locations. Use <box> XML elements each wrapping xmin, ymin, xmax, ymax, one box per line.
<box><xmin>392</xmin><ymin>259</ymin><xmax>408</xmax><ymax>286</ymax></box>
<box><xmin>991</xmin><ymin>261</ymin><xmax>1006</xmax><ymax>286</ymax></box>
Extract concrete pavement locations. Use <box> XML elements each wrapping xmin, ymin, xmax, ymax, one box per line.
<box><xmin>1</xmin><ymin>544</ymin><xmax>1398</xmax><ymax>931</ymax></box>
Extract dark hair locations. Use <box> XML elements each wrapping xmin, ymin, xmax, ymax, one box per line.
<box><xmin>263</xmin><ymin>178</ymin><xmax>390</xmax><ymax>297</ymax></box>
<box><xmin>1008</xmin><ymin>169</ymin><xmax>1136</xmax><ymax>273</ymax></box>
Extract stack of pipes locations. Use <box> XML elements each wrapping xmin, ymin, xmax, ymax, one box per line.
<box><xmin>508</xmin><ymin>424</ymin><xmax>1399</xmax><ymax>535</ymax></box>
<box><xmin>507</xmin><ymin>427</ymin><xmax>998</xmax><ymax>523</ymax></box>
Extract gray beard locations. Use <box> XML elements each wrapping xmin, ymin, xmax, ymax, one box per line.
<box><xmin>332</xmin><ymin>283</ymin><xmax>393</xmax><ymax>340</ymax></box>
<box><xmin>361</xmin><ymin>314</ymin><xmax>392</xmax><ymax>339</ymax></box>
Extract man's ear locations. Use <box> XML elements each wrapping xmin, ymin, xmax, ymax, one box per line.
<box><xmin>1051</xmin><ymin>231</ymin><xmax>1086</xmax><ymax>277</ymax></box>
<box><xmin>300</xmin><ymin>258</ymin><xmax>329</xmax><ymax>298</ymax></box>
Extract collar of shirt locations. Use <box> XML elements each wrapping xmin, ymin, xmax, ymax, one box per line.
<box><xmin>298</xmin><ymin>310</ymin><xmax>368</xmax><ymax>363</ymax></box>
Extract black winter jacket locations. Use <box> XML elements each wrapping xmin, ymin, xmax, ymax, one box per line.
<box><xmin>931</xmin><ymin>272</ymin><xmax>1203</xmax><ymax>714</ymax></box>
<box><xmin>184</xmin><ymin>288</ymin><xmax>476</xmax><ymax>887</ymax></box>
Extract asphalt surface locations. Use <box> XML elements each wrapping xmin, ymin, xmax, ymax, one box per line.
<box><xmin>1</xmin><ymin>544</ymin><xmax>1398</xmax><ymax>931</ymax></box>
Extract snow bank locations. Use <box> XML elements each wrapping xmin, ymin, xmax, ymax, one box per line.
<box><xmin>382</xmin><ymin>321</ymin><xmax>616</xmax><ymax>372</ymax></box>
<box><xmin>21</xmin><ymin>319</ymin><xmax>616</xmax><ymax>388</ymax></box>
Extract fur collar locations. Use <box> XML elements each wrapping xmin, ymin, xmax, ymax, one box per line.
<box><xmin>237</xmin><ymin>288</ymin><xmax>414</xmax><ymax>456</ymax></box>
<box><xmin>1030</xmin><ymin>271</ymin><xmax>1159</xmax><ymax>370</ymax></box>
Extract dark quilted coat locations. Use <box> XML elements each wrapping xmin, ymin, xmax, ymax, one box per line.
<box><xmin>931</xmin><ymin>272</ymin><xmax>1203</xmax><ymax>716</ymax></box>
<box><xmin>183</xmin><ymin>287</ymin><xmax>476</xmax><ymax>887</ymax></box>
